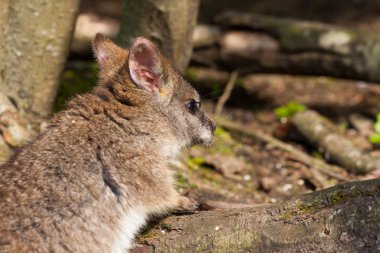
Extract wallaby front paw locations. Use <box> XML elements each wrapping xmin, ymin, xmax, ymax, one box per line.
<box><xmin>174</xmin><ymin>196</ymin><xmax>199</xmax><ymax>214</ymax></box>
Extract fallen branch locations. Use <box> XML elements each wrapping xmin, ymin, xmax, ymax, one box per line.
<box><xmin>215</xmin><ymin>117</ymin><xmax>348</xmax><ymax>182</ymax></box>
<box><xmin>133</xmin><ymin>179</ymin><xmax>380</xmax><ymax>252</ymax></box>
<box><xmin>215</xmin><ymin>71</ymin><xmax>238</xmax><ymax>115</ymax></box>
<box><xmin>186</xmin><ymin>67</ymin><xmax>380</xmax><ymax>116</ymax></box>
<box><xmin>292</xmin><ymin>110</ymin><xmax>380</xmax><ymax>174</ymax></box>
<box><xmin>209</xmin><ymin>12</ymin><xmax>380</xmax><ymax>83</ymax></box>
<box><xmin>192</xmin><ymin>24</ymin><xmax>221</xmax><ymax>48</ymax></box>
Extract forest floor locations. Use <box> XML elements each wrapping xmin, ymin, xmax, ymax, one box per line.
<box><xmin>56</xmin><ymin>0</ymin><xmax>380</xmax><ymax>209</ymax></box>
<box><xmin>56</xmin><ymin>60</ymin><xmax>379</xmax><ymax>209</ymax></box>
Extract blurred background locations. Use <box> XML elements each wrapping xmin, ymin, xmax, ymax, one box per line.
<box><xmin>2</xmin><ymin>0</ymin><xmax>380</xmax><ymax>208</ymax></box>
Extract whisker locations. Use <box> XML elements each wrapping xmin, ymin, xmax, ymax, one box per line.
<box><xmin>202</xmin><ymin>96</ymin><xmax>223</xmax><ymax>102</ymax></box>
<box><xmin>201</xmin><ymin>88</ymin><xmax>226</xmax><ymax>100</ymax></box>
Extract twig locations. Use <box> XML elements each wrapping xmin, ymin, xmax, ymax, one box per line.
<box><xmin>215</xmin><ymin>117</ymin><xmax>349</xmax><ymax>182</ymax></box>
<box><xmin>215</xmin><ymin>71</ymin><xmax>238</xmax><ymax>115</ymax></box>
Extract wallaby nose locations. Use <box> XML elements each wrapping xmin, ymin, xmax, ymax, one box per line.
<box><xmin>209</xmin><ymin>119</ymin><xmax>216</xmax><ymax>133</ymax></box>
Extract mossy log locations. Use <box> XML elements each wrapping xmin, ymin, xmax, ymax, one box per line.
<box><xmin>292</xmin><ymin>110</ymin><xmax>380</xmax><ymax>174</ymax></box>
<box><xmin>203</xmin><ymin>12</ymin><xmax>380</xmax><ymax>83</ymax></box>
<box><xmin>133</xmin><ymin>179</ymin><xmax>380</xmax><ymax>252</ymax></box>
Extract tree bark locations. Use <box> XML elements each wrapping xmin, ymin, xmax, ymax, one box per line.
<box><xmin>0</xmin><ymin>0</ymin><xmax>80</xmax><ymax>129</ymax></box>
<box><xmin>133</xmin><ymin>179</ymin><xmax>380</xmax><ymax>252</ymax></box>
<box><xmin>201</xmin><ymin>12</ymin><xmax>380</xmax><ymax>83</ymax></box>
<box><xmin>0</xmin><ymin>0</ymin><xmax>9</xmax><ymax>64</ymax></box>
<box><xmin>118</xmin><ymin>0</ymin><xmax>200</xmax><ymax>72</ymax></box>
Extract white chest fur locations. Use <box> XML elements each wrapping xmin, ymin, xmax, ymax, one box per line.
<box><xmin>162</xmin><ymin>138</ymin><xmax>181</xmax><ymax>159</ymax></box>
<box><xmin>112</xmin><ymin>207</ymin><xmax>148</xmax><ymax>253</ymax></box>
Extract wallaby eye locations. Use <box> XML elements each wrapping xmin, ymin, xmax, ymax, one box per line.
<box><xmin>186</xmin><ymin>99</ymin><xmax>200</xmax><ymax>114</ymax></box>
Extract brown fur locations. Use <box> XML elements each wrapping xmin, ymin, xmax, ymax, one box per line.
<box><xmin>0</xmin><ymin>34</ymin><xmax>215</xmax><ymax>253</ymax></box>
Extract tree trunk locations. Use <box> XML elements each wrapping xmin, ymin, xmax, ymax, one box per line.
<box><xmin>0</xmin><ymin>0</ymin><xmax>80</xmax><ymax>129</ymax></box>
<box><xmin>0</xmin><ymin>0</ymin><xmax>9</xmax><ymax>64</ymax></box>
<box><xmin>198</xmin><ymin>12</ymin><xmax>380</xmax><ymax>83</ymax></box>
<box><xmin>118</xmin><ymin>0</ymin><xmax>200</xmax><ymax>72</ymax></box>
<box><xmin>133</xmin><ymin>179</ymin><xmax>380</xmax><ymax>252</ymax></box>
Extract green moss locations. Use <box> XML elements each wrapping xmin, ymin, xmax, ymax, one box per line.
<box><xmin>186</xmin><ymin>156</ymin><xmax>206</xmax><ymax>170</ymax></box>
<box><xmin>234</xmin><ymin>78</ymin><xmax>245</xmax><ymax>87</ymax></box>
<box><xmin>369</xmin><ymin>112</ymin><xmax>380</xmax><ymax>144</ymax></box>
<box><xmin>137</xmin><ymin>228</ymin><xmax>161</xmax><ymax>240</ymax></box>
<box><xmin>279</xmin><ymin>200</ymin><xmax>316</xmax><ymax>219</ymax></box>
<box><xmin>214</xmin><ymin>126</ymin><xmax>232</xmax><ymax>140</ymax></box>
<box><xmin>369</xmin><ymin>133</ymin><xmax>380</xmax><ymax>144</ymax></box>
<box><xmin>198</xmin><ymin>168</ymin><xmax>224</xmax><ymax>186</ymax></box>
<box><xmin>192</xmin><ymin>157</ymin><xmax>207</xmax><ymax>165</ymax></box>
<box><xmin>210</xmin><ymin>83</ymin><xmax>224</xmax><ymax>99</ymax></box>
<box><xmin>184</xmin><ymin>67</ymin><xmax>198</xmax><ymax>83</ymax></box>
<box><xmin>296</xmin><ymin>201</ymin><xmax>317</xmax><ymax>215</ymax></box>
<box><xmin>137</xmin><ymin>222</ymin><xmax>174</xmax><ymax>242</ymax></box>
<box><xmin>184</xmin><ymin>155</ymin><xmax>223</xmax><ymax>186</ymax></box>
<box><xmin>312</xmin><ymin>151</ymin><xmax>323</xmax><ymax>160</ymax></box>
<box><xmin>328</xmin><ymin>191</ymin><xmax>344</xmax><ymax>205</ymax></box>
<box><xmin>173</xmin><ymin>171</ymin><xmax>189</xmax><ymax>188</ymax></box>
<box><xmin>279</xmin><ymin>212</ymin><xmax>295</xmax><ymax>219</ymax></box>
<box><xmin>54</xmin><ymin>61</ymin><xmax>98</xmax><ymax>112</ymax></box>
<box><xmin>274</xmin><ymin>101</ymin><xmax>307</xmax><ymax>119</ymax></box>
<box><xmin>339</xmin><ymin>122</ymin><xmax>348</xmax><ymax>134</ymax></box>
<box><xmin>279</xmin><ymin>24</ymin><xmax>323</xmax><ymax>50</ymax></box>
<box><xmin>208</xmin><ymin>127</ymin><xmax>237</xmax><ymax>155</ymax></box>
<box><xmin>173</xmin><ymin>171</ymin><xmax>199</xmax><ymax>192</ymax></box>
<box><xmin>211</xmin><ymin>145</ymin><xmax>233</xmax><ymax>155</ymax></box>
<box><xmin>280</xmin><ymin>189</ymin><xmax>355</xmax><ymax>219</ymax></box>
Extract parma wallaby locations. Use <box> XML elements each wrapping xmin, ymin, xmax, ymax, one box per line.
<box><xmin>0</xmin><ymin>33</ymin><xmax>215</xmax><ymax>253</ymax></box>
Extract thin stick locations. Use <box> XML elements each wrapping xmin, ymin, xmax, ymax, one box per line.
<box><xmin>216</xmin><ymin>117</ymin><xmax>349</xmax><ymax>182</ymax></box>
<box><xmin>215</xmin><ymin>71</ymin><xmax>238</xmax><ymax>115</ymax></box>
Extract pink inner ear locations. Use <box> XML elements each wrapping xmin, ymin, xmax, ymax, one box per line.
<box><xmin>96</xmin><ymin>50</ymin><xmax>109</xmax><ymax>68</ymax></box>
<box><xmin>135</xmin><ymin>69</ymin><xmax>160</xmax><ymax>93</ymax></box>
<box><xmin>129</xmin><ymin>38</ymin><xmax>162</xmax><ymax>92</ymax></box>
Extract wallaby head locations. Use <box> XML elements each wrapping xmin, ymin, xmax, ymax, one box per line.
<box><xmin>92</xmin><ymin>33</ymin><xmax>216</xmax><ymax>148</ymax></box>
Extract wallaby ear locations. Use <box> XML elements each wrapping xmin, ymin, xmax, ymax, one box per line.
<box><xmin>128</xmin><ymin>37</ymin><xmax>163</xmax><ymax>93</ymax></box>
<box><xmin>92</xmin><ymin>33</ymin><xmax>127</xmax><ymax>77</ymax></box>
